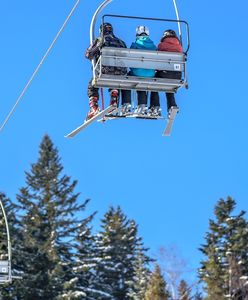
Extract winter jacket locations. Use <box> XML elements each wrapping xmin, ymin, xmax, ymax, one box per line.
<box><xmin>129</xmin><ymin>36</ymin><xmax>157</xmax><ymax>77</ymax></box>
<box><xmin>156</xmin><ymin>36</ymin><xmax>183</xmax><ymax>78</ymax></box>
<box><xmin>85</xmin><ymin>32</ymin><xmax>127</xmax><ymax>75</ymax></box>
<box><xmin>158</xmin><ymin>36</ymin><xmax>183</xmax><ymax>53</ymax></box>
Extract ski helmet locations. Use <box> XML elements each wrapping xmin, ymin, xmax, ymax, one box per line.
<box><xmin>100</xmin><ymin>22</ymin><xmax>113</xmax><ymax>34</ymax></box>
<box><xmin>136</xmin><ymin>25</ymin><xmax>149</xmax><ymax>36</ymax></box>
<box><xmin>163</xmin><ymin>29</ymin><xmax>177</xmax><ymax>38</ymax></box>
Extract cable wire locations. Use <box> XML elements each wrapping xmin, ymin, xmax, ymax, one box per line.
<box><xmin>0</xmin><ymin>0</ymin><xmax>81</xmax><ymax>133</ymax></box>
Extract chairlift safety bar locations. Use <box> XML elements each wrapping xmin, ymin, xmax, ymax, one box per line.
<box><xmin>102</xmin><ymin>14</ymin><xmax>190</xmax><ymax>54</ymax></box>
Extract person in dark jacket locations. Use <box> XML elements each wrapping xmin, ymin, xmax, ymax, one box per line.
<box><xmin>150</xmin><ymin>29</ymin><xmax>183</xmax><ymax>116</ymax></box>
<box><xmin>85</xmin><ymin>23</ymin><xmax>130</xmax><ymax>120</ymax></box>
<box><xmin>126</xmin><ymin>26</ymin><xmax>156</xmax><ymax>116</ymax></box>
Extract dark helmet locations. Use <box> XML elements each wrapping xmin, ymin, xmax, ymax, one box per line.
<box><xmin>100</xmin><ymin>22</ymin><xmax>113</xmax><ymax>35</ymax></box>
<box><xmin>163</xmin><ymin>29</ymin><xmax>177</xmax><ymax>38</ymax></box>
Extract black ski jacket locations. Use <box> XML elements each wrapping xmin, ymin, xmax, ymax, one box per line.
<box><xmin>85</xmin><ymin>33</ymin><xmax>127</xmax><ymax>75</ymax></box>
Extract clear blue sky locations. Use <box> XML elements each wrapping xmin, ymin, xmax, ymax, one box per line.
<box><xmin>1</xmin><ymin>0</ymin><xmax>248</xmax><ymax>283</ymax></box>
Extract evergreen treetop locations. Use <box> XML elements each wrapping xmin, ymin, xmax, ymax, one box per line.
<box><xmin>199</xmin><ymin>196</ymin><xmax>248</xmax><ymax>300</ymax></box>
<box><xmin>144</xmin><ymin>264</ymin><xmax>170</xmax><ymax>300</ymax></box>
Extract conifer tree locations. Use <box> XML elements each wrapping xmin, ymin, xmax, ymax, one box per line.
<box><xmin>14</xmin><ymin>135</ymin><xmax>93</xmax><ymax>300</ymax></box>
<box><xmin>128</xmin><ymin>244</ymin><xmax>151</xmax><ymax>300</ymax></box>
<box><xmin>144</xmin><ymin>264</ymin><xmax>170</xmax><ymax>300</ymax></box>
<box><xmin>93</xmin><ymin>206</ymin><xmax>150</xmax><ymax>300</ymax></box>
<box><xmin>71</xmin><ymin>212</ymin><xmax>99</xmax><ymax>300</ymax></box>
<box><xmin>178</xmin><ymin>280</ymin><xmax>191</xmax><ymax>300</ymax></box>
<box><xmin>199</xmin><ymin>196</ymin><xmax>248</xmax><ymax>300</ymax></box>
<box><xmin>193</xmin><ymin>291</ymin><xmax>203</xmax><ymax>300</ymax></box>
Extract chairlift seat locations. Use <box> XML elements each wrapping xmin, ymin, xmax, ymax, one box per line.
<box><xmin>93</xmin><ymin>47</ymin><xmax>187</xmax><ymax>92</ymax></box>
<box><xmin>0</xmin><ymin>260</ymin><xmax>9</xmax><ymax>274</ymax></box>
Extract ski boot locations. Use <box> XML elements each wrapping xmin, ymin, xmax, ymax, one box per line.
<box><xmin>134</xmin><ymin>104</ymin><xmax>148</xmax><ymax>116</ymax></box>
<box><xmin>86</xmin><ymin>97</ymin><xmax>100</xmax><ymax>121</ymax></box>
<box><xmin>109</xmin><ymin>89</ymin><xmax>119</xmax><ymax>106</ymax></box>
<box><xmin>107</xmin><ymin>90</ymin><xmax>119</xmax><ymax>116</ymax></box>
<box><xmin>120</xmin><ymin>103</ymin><xmax>132</xmax><ymax>116</ymax></box>
<box><xmin>149</xmin><ymin>106</ymin><xmax>162</xmax><ymax>117</ymax></box>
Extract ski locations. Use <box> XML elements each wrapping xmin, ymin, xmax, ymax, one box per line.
<box><xmin>98</xmin><ymin>113</ymin><xmax>164</xmax><ymax>122</ymax></box>
<box><xmin>65</xmin><ymin>105</ymin><xmax>117</xmax><ymax>138</ymax></box>
<box><xmin>162</xmin><ymin>107</ymin><xmax>179</xmax><ymax>136</ymax></box>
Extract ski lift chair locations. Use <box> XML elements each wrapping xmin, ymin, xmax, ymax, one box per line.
<box><xmin>93</xmin><ymin>46</ymin><xmax>187</xmax><ymax>92</ymax></box>
<box><xmin>92</xmin><ymin>14</ymin><xmax>190</xmax><ymax>95</ymax></box>
<box><xmin>0</xmin><ymin>260</ymin><xmax>11</xmax><ymax>284</ymax></box>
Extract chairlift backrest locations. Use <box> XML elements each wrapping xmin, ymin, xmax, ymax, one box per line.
<box><xmin>93</xmin><ymin>47</ymin><xmax>187</xmax><ymax>92</ymax></box>
<box><xmin>0</xmin><ymin>260</ymin><xmax>10</xmax><ymax>274</ymax></box>
<box><xmin>100</xmin><ymin>47</ymin><xmax>186</xmax><ymax>72</ymax></box>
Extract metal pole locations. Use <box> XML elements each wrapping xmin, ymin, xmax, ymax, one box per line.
<box><xmin>0</xmin><ymin>200</ymin><xmax>12</xmax><ymax>283</ymax></box>
<box><xmin>172</xmin><ymin>0</ymin><xmax>182</xmax><ymax>42</ymax></box>
<box><xmin>90</xmin><ymin>0</ymin><xmax>113</xmax><ymax>78</ymax></box>
<box><xmin>90</xmin><ymin>0</ymin><xmax>113</xmax><ymax>44</ymax></box>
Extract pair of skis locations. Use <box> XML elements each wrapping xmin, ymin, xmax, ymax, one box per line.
<box><xmin>65</xmin><ymin>106</ymin><xmax>178</xmax><ymax>138</ymax></box>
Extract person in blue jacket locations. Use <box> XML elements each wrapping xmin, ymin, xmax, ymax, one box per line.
<box><xmin>128</xmin><ymin>26</ymin><xmax>157</xmax><ymax>115</ymax></box>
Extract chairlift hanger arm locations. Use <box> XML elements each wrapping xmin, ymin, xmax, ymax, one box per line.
<box><xmin>90</xmin><ymin>0</ymin><xmax>189</xmax><ymax>53</ymax></box>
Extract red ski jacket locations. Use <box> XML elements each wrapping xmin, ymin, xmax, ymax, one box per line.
<box><xmin>158</xmin><ymin>37</ymin><xmax>183</xmax><ymax>53</ymax></box>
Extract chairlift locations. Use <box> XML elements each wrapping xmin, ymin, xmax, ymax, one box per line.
<box><xmin>90</xmin><ymin>0</ymin><xmax>190</xmax><ymax>95</ymax></box>
<box><xmin>92</xmin><ymin>14</ymin><xmax>190</xmax><ymax>94</ymax></box>
<box><xmin>65</xmin><ymin>0</ymin><xmax>190</xmax><ymax>137</ymax></box>
<box><xmin>0</xmin><ymin>200</ymin><xmax>12</xmax><ymax>284</ymax></box>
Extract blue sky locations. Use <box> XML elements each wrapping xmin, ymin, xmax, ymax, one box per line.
<box><xmin>1</xmin><ymin>0</ymin><xmax>248</xmax><ymax>283</ymax></box>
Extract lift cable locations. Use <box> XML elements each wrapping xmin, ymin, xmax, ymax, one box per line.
<box><xmin>0</xmin><ymin>0</ymin><xmax>82</xmax><ymax>133</ymax></box>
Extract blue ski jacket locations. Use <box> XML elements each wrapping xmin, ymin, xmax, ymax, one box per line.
<box><xmin>129</xmin><ymin>36</ymin><xmax>157</xmax><ymax>77</ymax></box>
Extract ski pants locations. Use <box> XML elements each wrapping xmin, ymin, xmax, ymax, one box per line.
<box><xmin>87</xmin><ymin>79</ymin><xmax>131</xmax><ymax>105</ymax></box>
<box><xmin>150</xmin><ymin>71</ymin><xmax>181</xmax><ymax>110</ymax></box>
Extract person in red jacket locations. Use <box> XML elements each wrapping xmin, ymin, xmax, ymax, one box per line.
<box><xmin>150</xmin><ymin>29</ymin><xmax>183</xmax><ymax>116</ymax></box>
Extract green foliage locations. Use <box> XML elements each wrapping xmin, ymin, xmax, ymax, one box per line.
<box><xmin>144</xmin><ymin>265</ymin><xmax>170</xmax><ymax>300</ymax></box>
<box><xmin>13</xmin><ymin>135</ymin><xmax>93</xmax><ymax>300</ymax></box>
<box><xmin>128</xmin><ymin>244</ymin><xmax>151</xmax><ymax>300</ymax></box>
<box><xmin>93</xmin><ymin>206</ymin><xmax>151</xmax><ymax>300</ymax></box>
<box><xmin>199</xmin><ymin>196</ymin><xmax>248</xmax><ymax>299</ymax></box>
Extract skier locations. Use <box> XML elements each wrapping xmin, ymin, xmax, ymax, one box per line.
<box><xmin>126</xmin><ymin>26</ymin><xmax>157</xmax><ymax>116</ymax></box>
<box><xmin>150</xmin><ymin>29</ymin><xmax>183</xmax><ymax>115</ymax></box>
<box><xmin>85</xmin><ymin>23</ymin><xmax>130</xmax><ymax>120</ymax></box>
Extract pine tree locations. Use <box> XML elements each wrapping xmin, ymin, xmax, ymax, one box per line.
<box><xmin>71</xmin><ymin>212</ymin><xmax>98</xmax><ymax>300</ymax></box>
<box><xmin>14</xmin><ymin>135</ymin><xmax>93</xmax><ymax>300</ymax></box>
<box><xmin>178</xmin><ymin>280</ymin><xmax>191</xmax><ymax>300</ymax></box>
<box><xmin>128</xmin><ymin>243</ymin><xmax>151</xmax><ymax>300</ymax></box>
<box><xmin>199</xmin><ymin>196</ymin><xmax>248</xmax><ymax>300</ymax></box>
<box><xmin>193</xmin><ymin>290</ymin><xmax>203</xmax><ymax>300</ymax></box>
<box><xmin>144</xmin><ymin>264</ymin><xmax>170</xmax><ymax>300</ymax></box>
<box><xmin>93</xmin><ymin>206</ymin><xmax>151</xmax><ymax>300</ymax></box>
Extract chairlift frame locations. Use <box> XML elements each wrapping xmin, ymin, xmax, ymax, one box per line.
<box><xmin>89</xmin><ymin>0</ymin><xmax>190</xmax><ymax>94</ymax></box>
<box><xmin>0</xmin><ymin>200</ymin><xmax>12</xmax><ymax>284</ymax></box>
